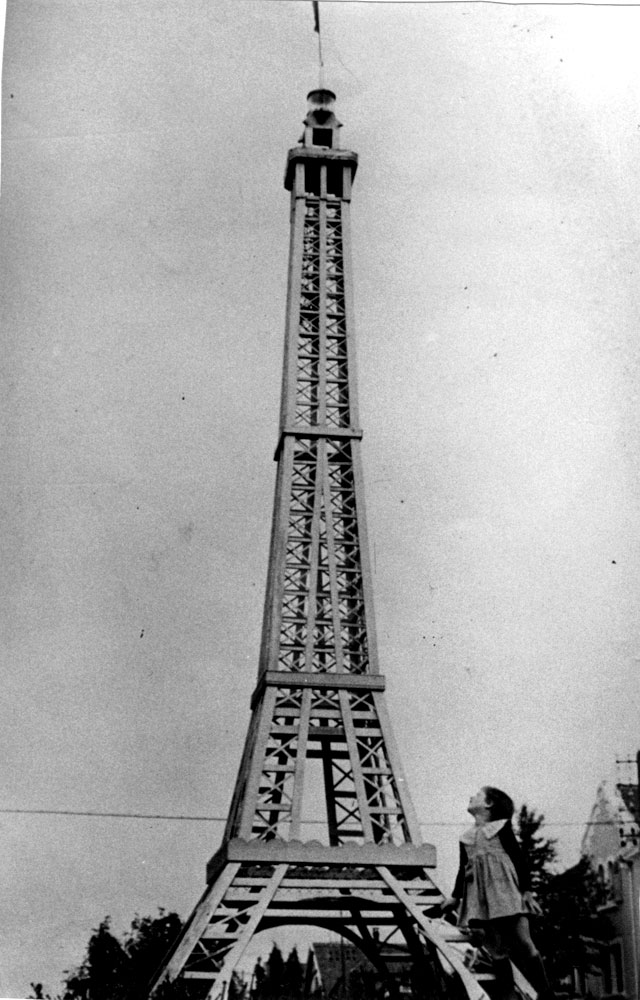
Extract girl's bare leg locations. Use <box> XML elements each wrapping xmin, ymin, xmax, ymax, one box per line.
<box><xmin>485</xmin><ymin>917</ymin><xmax>553</xmax><ymax>999</ymax></box>
<box><xmin>510</xmin><ymin>915</ymin><xmax>539</xmax><ymax>963</ymax></box>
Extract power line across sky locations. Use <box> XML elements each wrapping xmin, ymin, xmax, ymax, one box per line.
<box><xmin>0</xmin><ymin>806</ymin><xmax>605</xmax><ymax>827</ymax></box>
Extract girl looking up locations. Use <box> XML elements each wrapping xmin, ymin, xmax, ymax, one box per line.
<box><xmin>441</xmin><ymin>786</ymin><xmax>553</xmax><ymax>1000</ymax></box>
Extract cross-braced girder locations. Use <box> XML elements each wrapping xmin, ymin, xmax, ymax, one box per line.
<box><xmin>295</xmin><ymin>199</ymin><xmax>350</xmax><ymax>428</ymax></box>
<box><xmin>224</xmin><ymin>680</ymin><xmax>415</xmax><ymax>846</ymax></box>
<box><xmin>275</xmin><ymin>436</ymin><xmax>370</xmax><ymax>676</ymax></box>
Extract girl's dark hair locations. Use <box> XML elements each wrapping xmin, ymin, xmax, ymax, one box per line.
<box><xmin>483</xmin><ymin>786</ymin><xmax>514</xmax><ymax>821</ymax></box>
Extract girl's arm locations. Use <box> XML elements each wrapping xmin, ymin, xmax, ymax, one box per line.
<box><xmin>499</xmin><ymin>823</ymin><xmax>531</xmax><ymax>892</ymax></box>
<box><xmin>452</xmin><ymin>842</ymin><xmax>468</xmax><ymax>900</ymax></box>
<box><xmin>441</xmin><ymin>843</ymin><xmax>468</xmax><ymax>912</ymax></box>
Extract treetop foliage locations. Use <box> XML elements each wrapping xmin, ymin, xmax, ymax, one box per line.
<box><xmin>515</xmin><ymin>802</ymin><xmax>558</xmax><ymax>893</ymax></box>
<box><xmin>31</xmin><ymin>909</ymin><xmax>186</xmax><ymax>1000</ymax></box>
<box><xmin>251</xmin><ymin>942</ymin><xmax>305</xmax><ymax>1000</ymax></box>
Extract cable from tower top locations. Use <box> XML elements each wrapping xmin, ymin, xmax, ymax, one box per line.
<box><xmin>312</xmin><ymin>0</ymin><xmax>324</xmax><ymax>88</ymax></box>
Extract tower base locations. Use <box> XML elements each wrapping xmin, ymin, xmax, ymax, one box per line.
<box><xmin>149</xmin><ymin>839</ymin><xmax>506</xmax><ymax>1000</ymax></box>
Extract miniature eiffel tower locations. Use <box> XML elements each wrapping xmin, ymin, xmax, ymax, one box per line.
<box><xmin>149</xmin><ymin>90</ymin><xmax>512</xmax><ymax>1000</ymax></box>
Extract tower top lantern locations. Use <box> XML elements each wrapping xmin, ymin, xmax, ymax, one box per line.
<box><xmin>306</xmin><ymin>87</ymin><xmax>336</xmax><ymax>107</ymax></box>
<box><xmin>304</xmin><ymin>88</ymin><xmax>341</xmax><ymax>147</ymax></box>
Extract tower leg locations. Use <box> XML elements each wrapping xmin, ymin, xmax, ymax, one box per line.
<box><xmin>376</xmin><ymin>867</ymin><xmax>489</xmax><ymax>1000</ymax></box>
<box><xmin>149</xmin><ymin>842</ymin><xmax>499</xmax><ymax>1000</ymax></box>
<box><xmin>150</xmin><ymin>862</ymin><xmax>287</xmax><ymax>998</ymax></box>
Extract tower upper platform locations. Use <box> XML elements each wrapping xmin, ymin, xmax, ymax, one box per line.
<box><xmin>284</xmin><ymin>89</ymin><xmax>358</xmax><ymax>191</ymax></box>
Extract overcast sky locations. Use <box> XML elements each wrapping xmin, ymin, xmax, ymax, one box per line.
<box><xmin>2</xmin><ymin>0</ymin><xmax>640</xmax><ymax>994</ymax></box>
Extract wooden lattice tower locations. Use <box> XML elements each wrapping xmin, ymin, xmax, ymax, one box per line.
<box><xmin>149</xmin><ymin>90</ymin><xmax>519</xmax><ymax>1000</ymax></box>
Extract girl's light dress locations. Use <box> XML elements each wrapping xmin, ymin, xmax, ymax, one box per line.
<box><xmin>457</xmin><ymin>819</ymin><xmax>528</xmax><ymax>925</ymax></box>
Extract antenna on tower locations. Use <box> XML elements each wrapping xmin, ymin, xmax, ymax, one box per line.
<box><xmin>312</xmin><ymin>1</ymin><xmax>324</xmax><ymax>88</ymax></box>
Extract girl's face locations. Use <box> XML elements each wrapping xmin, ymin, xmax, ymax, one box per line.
<box><xmin>467</xmin><ymin>788</ymin><xmax>490</xmax><ymax>818</ymax></box>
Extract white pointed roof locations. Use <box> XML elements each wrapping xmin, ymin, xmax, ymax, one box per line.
<box><xmin>581</xmin><ymin>779</ymin><xmax>639</xmax><ymax>858</ymax></box>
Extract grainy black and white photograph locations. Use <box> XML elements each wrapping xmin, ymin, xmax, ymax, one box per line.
<box><xmin>1</xmin><ymin>1</ymin><xmax>640</xmax><ymax>997</ymax></box>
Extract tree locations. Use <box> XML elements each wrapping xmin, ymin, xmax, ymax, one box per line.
<box><xmin>265</xmin><ymin>943</ymin><xmax>285</xmax><ymax>1000</ymax></box>
<box><xmin>29</xmin><ymin>986</ymin><xmax>52</xmax><ymax>999</ymax></box>
<box><xmin>122</xmin><ymin>910</ymin><xmax>185</xmax><ymax>997</ymax></box>
<box><xmin>229</xmin><ymin>970</ymin><xmax>250</xmax><ymax>1000</ymax></box>
<box><xmin>515</xmin><ymin>804</ymin><xmax>609</xmax><ymax>993</ymax></box>
<box><xmin>250</xmin><ymin>957</ymin><xmax>266</xmax><ymax>1000</ymax></box>
<box><xmin>536</xmin><ymin>857</ymin><xmax>612</xmax><ymax>989</ymax></box>
<box><xmin>31</xmin><ymin>910</ymin><xmax>186</xmax><ymax>1000</ymax></box>
<box><xmin>282</xmin><ymin>946</ymin><xmax>304</xmax><ymax>1000</ymax></box>
<box><xmin>515</xmin><ymin>803</ymin><xmax>558</xmax><ymax>894</ymax></box>
<box><xmin>252</xmin><ymin>945</ymin><xmax>304</xmax><ymax>1000</ymax></box>
<box><xmin>61</xmin><ymin>918</ymin><xmax>130</xmax><ymax>1000</ymax></box>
